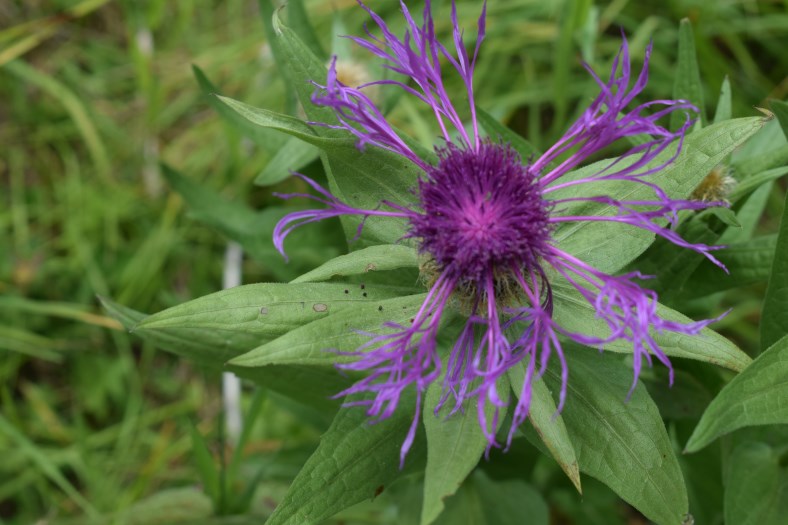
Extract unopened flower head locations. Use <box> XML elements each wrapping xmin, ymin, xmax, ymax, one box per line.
<box><xmin>691</xmin><ymin>165</ymin><xmax>736</xmax><ymax>203</ymax></box>
<box><xmin>273</xmin><ymin>0</ymin><xmax>727</xmax><ymax>464</ymax></box>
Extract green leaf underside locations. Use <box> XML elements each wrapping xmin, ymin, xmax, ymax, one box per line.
<box><xmin>685</xmin><ymin>335</ymin><xmax>788</xmax><ymax>453</ymax></box>
<box><xmin>263</xmin><ymin>392</ymin><xmax>425</xmax><ymax>525</ymax></box>
<box><xmin>760</xmin><ymin>189</ymin><xmax>788</xmax><ymax>351</ymax></box>
<box><xmin>421</xmin><ymin>378</ymin><xmax>509</xmax><ymax>525</ymax></box>
<box><xmin>724</xmin><ymin>442</ymin><xmax>788</xmax><ymax>525</ymax></box>
<box><xmin>550</xmin><ymin>280</ymin><xmax>752</xmax><ymax>372</ymax></box>
<box><xmin>229</xmin><ymin>294</ymin><xmax>426</xmax><ymax>368</ymax></box>
<box><xmin>290</xmin><ymin>244</ymin><xmax>419</xmax><ymax>283</ymax></box>
<box><xmin>540</xmin><ymin>347</ymin><xmax>688</xmax><ymax>525</ymax></box>
<box><xmin>507</xmin><ymin>361</ymin><xmax>582</xmax><ymax>493</ymax></box>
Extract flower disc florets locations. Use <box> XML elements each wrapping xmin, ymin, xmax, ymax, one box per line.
<box><xmin>410</xmin><ymin>142</ymin><xmax>552</xmax><ymax>284</ymax></box>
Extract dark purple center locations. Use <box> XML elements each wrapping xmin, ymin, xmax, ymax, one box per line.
<box><xmin>410</xmin><ymin>142</ymin><xmax>552</xmax><ymax>283</ymax></box>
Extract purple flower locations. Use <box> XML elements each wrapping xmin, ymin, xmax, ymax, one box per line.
<box><xmin>273</xmin><ymin>0</ymin><xmax>726</xmax><ymax>464</ymax></box>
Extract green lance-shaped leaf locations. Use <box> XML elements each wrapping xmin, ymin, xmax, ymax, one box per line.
<box><xmin>99</xmin><ymin>297</ymin><xmax>347</xmax><ymax>415</ymax></box>
<box><xmin>552</xmin><ymin>116</ymin><xmax>765</xmax><ymax>274</ymax></box>
<box><xmin>264</xmin><ymin>391</ymin><xmax>425</xmax><ymax>525</ymax></box>
<box><xmin>229</xmin><ymin>294</ymin><xmax>426</xmax><ymax>368</ymax></box>
<box><xmin>215</xmin><ymin>96</ymin><xmax>318</xmax><ymax>141</ymax></box>
<box><xmin>724</xmin><ymin>442</ymin><xmax>788</xmax><ymax>525</ymax></box>
<box><xmin>550</xmin><ymin>280</ymin><xmax>752</xmax><ymax>372</ymax></box>
<box><xmin>291</xmin><ymin>245</ymin><xmax>419</xmax><ymax>283</ymax></box>
<box><xmin>540</xmin><ymin>346</ymin><xmax>688</xmax><ymax>525</ymax></box>
<box><xmin>421</xmin><ymin>378</ymin><xmax>508</xmax><ymax>525</ymax></box>
<box><xmin>671</xmin><ymin>19</ymin><xmax>705</xmax><ymax>130</ymax></box>
<box><xmin>508</xmin><ymin>361</ymin><xmax>582</xmax><ymax>493</ymax></box>
<box><xmin>761</xmin><ymin>189</ymin><xmax>788</xmax><ymax>351</ymax></box>
<box><xmin>685</xmin><ymin>335</ymin><xmax>788</xmax><ymax>453</ymax></box>
<box><xmin>132</xmin><ymin>282</ymin><xmax>411</xmax><ymax>362</ymax></box>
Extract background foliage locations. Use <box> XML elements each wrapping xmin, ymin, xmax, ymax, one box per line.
<box><xmin>1</xmin><ymin>0</ymin><xmax>786</xmax><ymax>523</ymax></box>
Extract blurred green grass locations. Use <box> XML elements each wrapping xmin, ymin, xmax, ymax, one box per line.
<box><xmin>1</xmin><ymin>0</ymin><xmax>786</xmax><ymax>523</ymax></box>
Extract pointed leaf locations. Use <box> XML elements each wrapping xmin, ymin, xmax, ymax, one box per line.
<box><xmin>100</xmin><ymin>297</ymin><xmax>346</xmax><ymax>413</ymax></box>
<box><xmin>215</xmin><ymin>97</ymin><xmax>317</xmax><ymax>140</ymax></box>
<box><xmin>541</xmin><ymin>347</ymin><xmax>688</xmax><ymax>525</ymax></box>
<box><xmin>264</xmin><ymin>392</ymin><xmax>425</xmax><ymax>525</ymax></box>
<box><xmin>135</xmin><ymin>283</ymin><xmax>411</xmax><ymax>362</ymax></box>
<box><xmin>229</xmin><ymin>294</ymin><xmax>426</xmax><ymax>368</ymax></box>
<box><xmin>553</xmin><ymin>117</ymin><xmax>765</xmax><ymax>273</ymax></box>
<box><xmin>685</xmin><ymin>335</ymin><xmax>788</xmax><ymax>452</ymax></box>
<box><xmin>551</xmin><ymin>280</ymin><xmax>752</xmax><ymax>372</ymax></box>
<box><xmin>508</xmin><ymin>361</ymin><xmax>581</xmax><ymax>493</ymax></box>
<box><xmin>421</xmin><ymin>379</ymin><xmax>508</xmax><ymax>525</ymax></box>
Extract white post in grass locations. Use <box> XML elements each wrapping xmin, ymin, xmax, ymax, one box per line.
<box><xmin>222</xmin><ymin>241</ymin><xmax>244</xmax><ymax>445</ymax></box>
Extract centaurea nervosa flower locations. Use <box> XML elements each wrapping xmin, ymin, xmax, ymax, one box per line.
<box><xmin>273</xmin><ymin>0</ymin><xmax>726</xmax><ymax>464</ymax></box>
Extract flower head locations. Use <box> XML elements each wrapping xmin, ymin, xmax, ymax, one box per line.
<box><xmin>273</xmin><ymin>0</ymin><xmax>726</xmax><ymax>465</ymax></box>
